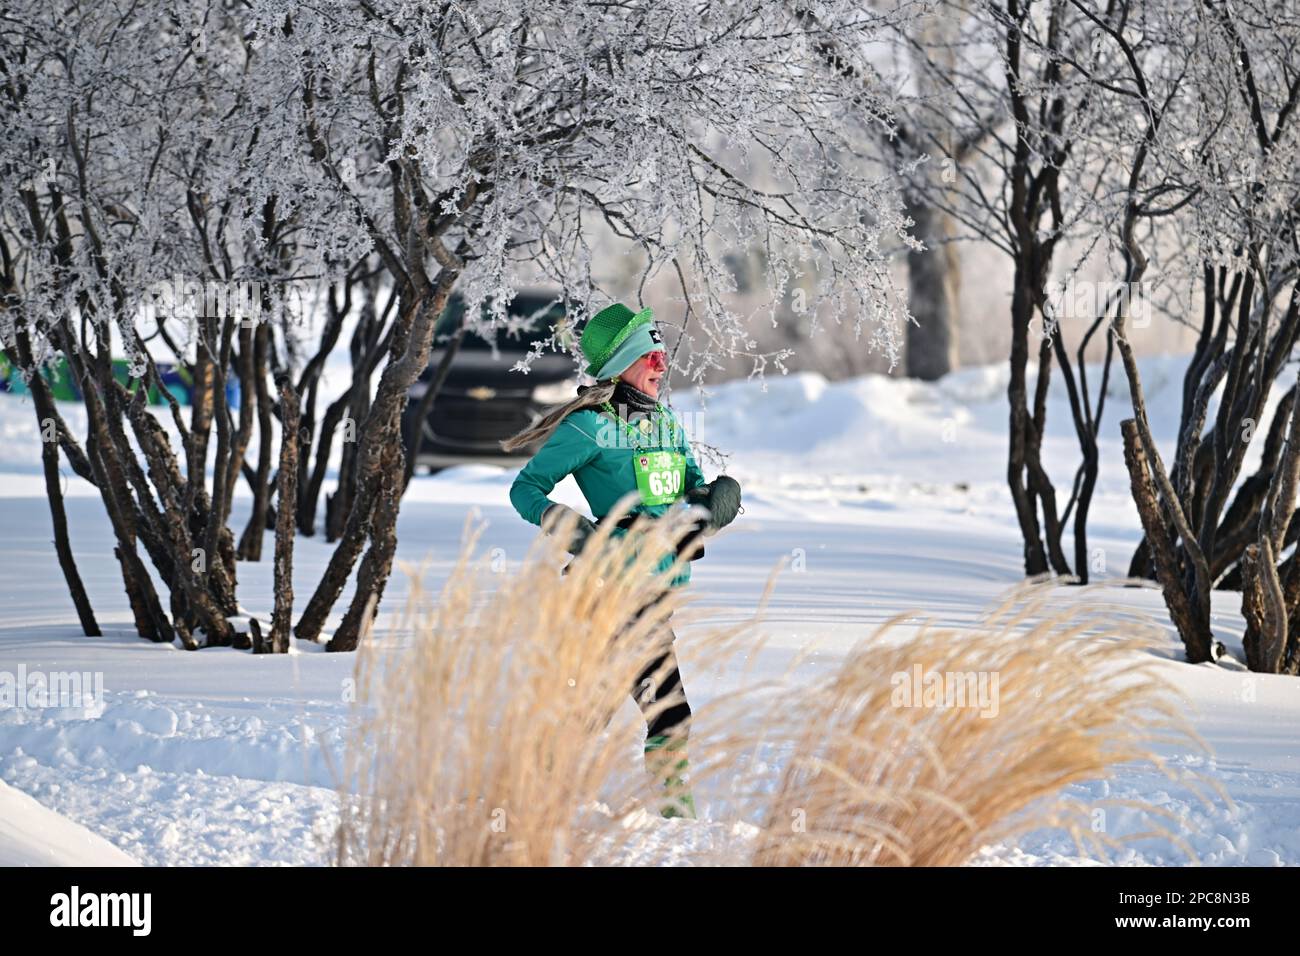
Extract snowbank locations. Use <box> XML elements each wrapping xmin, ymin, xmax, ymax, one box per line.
<box><xmin>0</xmin><ymin>778</ymin><xmax>138</xmax><ymax>866</ymax></box>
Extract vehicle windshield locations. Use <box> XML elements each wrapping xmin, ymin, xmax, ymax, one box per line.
<box><xmin>434</xmin><ymin>295</ymin><xmax>570</xmax><ymax>352</ymax></box>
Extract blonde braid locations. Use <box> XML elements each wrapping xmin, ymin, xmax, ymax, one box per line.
<box><xmin>500</xmin><ymin>379</ymin><xmax>617</xmax><ymax>452</ymax></box>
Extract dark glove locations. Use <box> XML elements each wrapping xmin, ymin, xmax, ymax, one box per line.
<box><xmin>704</xmin><ymin>475</ymin><xmax>742</xmax><ymax>529</ymax></box>
<box><xmin>685</xmin><ymin>476</ymin><xmax>742</xmax><ymax>531</ymax></box>
<box><xmin>541</xmin><ymin>503</ymin><xmax>597</xmax><ymax>556</ymax></box>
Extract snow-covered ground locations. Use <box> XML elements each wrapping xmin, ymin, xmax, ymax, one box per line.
<box><xmin>0</xmin><ymin>779</ymin><xmax>138</xmax><ymax>866</ymax></box>
<box><xmin>1</xmin><ymin>354</ymin><xmax>1297</xmax><ymax>866</ymax></box>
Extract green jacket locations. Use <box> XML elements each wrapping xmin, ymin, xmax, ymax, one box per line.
<box><xmin>510</xmin><ymin>406</ymin><xmax>707</xmax><ymax>586</ymax></box>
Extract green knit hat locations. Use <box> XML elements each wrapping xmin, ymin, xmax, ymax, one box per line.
<box><xmin>580</xmin><ymin>303</ymin><xmax>657</xmax><ymax>378</ymax></box>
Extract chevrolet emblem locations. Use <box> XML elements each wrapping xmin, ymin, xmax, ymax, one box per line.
<box><xmin>467</xmin><ymin>386</ymin><xmax>496</xmax><ymax>401</ymax></box>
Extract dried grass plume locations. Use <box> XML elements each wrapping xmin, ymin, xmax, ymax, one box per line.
<box><xmin>336</xmin><ymin>512</ymin><xmax>1207</xmax><ymax>866</ymax></box>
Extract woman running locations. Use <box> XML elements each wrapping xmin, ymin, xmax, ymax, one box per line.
<box><xmin>503</xmin><ymin>302</ymin><xmax>741</xmax><ymax>818</ymax></box>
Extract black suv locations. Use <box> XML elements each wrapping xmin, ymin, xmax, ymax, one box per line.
<box><xmin>402</xmin><ymin>291</ymin><xmax>578</xmax><ymax>473</ymax></box>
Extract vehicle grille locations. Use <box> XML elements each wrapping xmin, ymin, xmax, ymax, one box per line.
<box><xmin>428</xmin><ymin>397</ymin><xmax>536</xmax><ymax>444</ymax></box>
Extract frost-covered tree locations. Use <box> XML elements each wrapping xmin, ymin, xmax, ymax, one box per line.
<box><xmin>251</xmin><ymin>0</ymin><xmax>927</xmax><ymax>649</ymax></box>
<box><xmin>2</xmin><ymin>0</ymin><xmax>924</xmax><ymax>651</ymax></box>
<box><xmin>810</xmin><ymin>1</ymin><xmax>996</xmax><ymax>381</ymax></box>
<box><xmin>879</xmin><ymin>0</ymin><xmax>1128</xmax><ymax>580</ymax></box>
<box><xmin>1106</xmin><ymin>0</ymin><xmax>1300</xmax><ymax>671</ymax></box>
<box><xmin>0</xmin><ymin>1</ymin><xmax>265</xmax><ymax>648</ymax></box>
<box><xmin>869</xmin><ymin>0</ymin><xmax>1201</xmax><ymax>583</ymax></box>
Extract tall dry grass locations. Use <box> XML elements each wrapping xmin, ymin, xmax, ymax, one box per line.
<box><xmin>337</xmin><ymin>510</ymin><xmax>1208</xmax><ymax>866</ymax></box>
<box><xmin>746</xmin><ymin>591</ymin><xmax>1209</xmax><ymax>865</ymax></box>
<box><xmin>335</xmin><ymin>500</ymin><xmax>748</xmax><ymax>865</ymax></box>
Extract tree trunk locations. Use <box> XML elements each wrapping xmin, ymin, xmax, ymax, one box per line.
<box><xmin>188</xmin><ymin>344</ymin><xmax>214</xmax><ymax>491</ymax></box>
<box><xmin>1121</xmin><ymin>418</ymin><xmax>1214</xmax><ymax>663</ymax></box>
<box><xmin>14</xmin><ymin>329</ymin><xmax>99</xmax><ymax>636</ymax></box>
<box><xmin>1241</xmin><ymin>540</ymin><xmax>1285</xmax><ymax>672</ymax></box>
<box><xmin>1006</xmin><ymin>271</ymin><xmax>1049</xmax><ymax>575</ymax></box>
<box><xmin>297</xmin><ymin>272</ymin><xmax>457</xmax><ymax>644</ymax></box>
<box><xmin>903</xmin><ymin>196</ymin><xmax>959</xmax><ymax>381</ymax></box>
<box><xmin>328</xmin><ymin>438</ymin><xmax>403</xmax><ymax>652</ymax></box>
<box><xmin>324</xmin><ymin>305</ymin><xmax>387</xmax><ymax>541</ymax></box>
<box><xmin>126</xmin><ymin>395</ymin><xmax>237</xmax><ymax>647</ymax></box>
<box><xmin>268</xmin><ymin>376</ymin><xmax>299</xmax><ymax>654</ymax></box>
<box><xmin>238</xmin><ymin>322</ymin><xmax>273</xmax><ymax>560</ymax></box>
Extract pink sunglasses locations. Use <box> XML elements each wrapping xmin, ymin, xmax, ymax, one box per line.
<box><xmin>642</xmin><ymin>350</ymin><xmax>668</xmax><ymax>372</ymax></box>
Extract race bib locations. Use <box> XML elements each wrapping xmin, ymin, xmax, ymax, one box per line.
<box><xmin>633</xmin><ymin>450</ymin><xmax>686</xmax><ymax>505</ymax></box>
